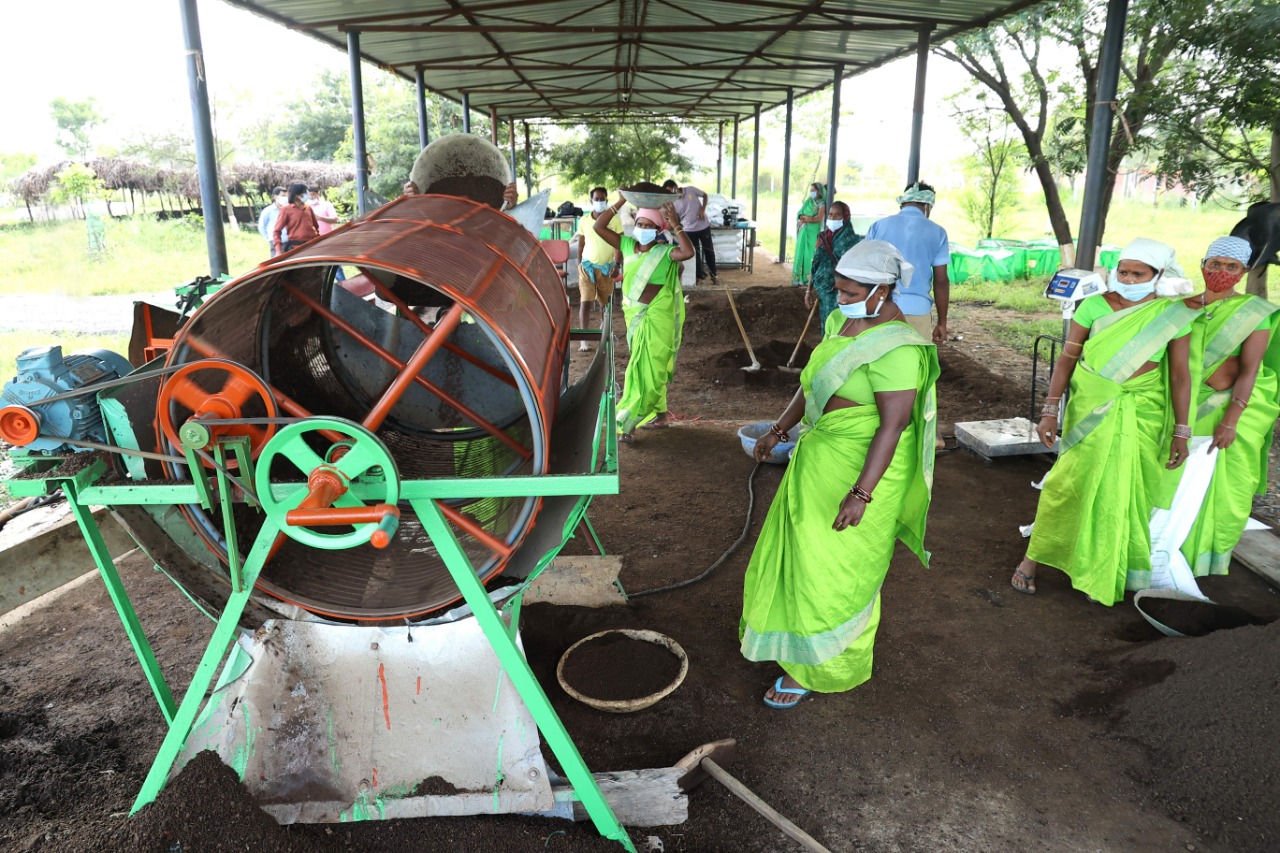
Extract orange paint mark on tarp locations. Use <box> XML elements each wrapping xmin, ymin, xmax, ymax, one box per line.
<box><xmin>416</xmin><ymin>676</ymin><xmax>422</xmax><ymax>695</ymax></box>
<box><xmin>378</xmin><ymin>663</ymin><xmax>391</xmax><ymax>730</ymax></box>
<box><xmin>372</xmin><ymin>766</ymin><xmax>379</xmax><ymax>788</ymax></box>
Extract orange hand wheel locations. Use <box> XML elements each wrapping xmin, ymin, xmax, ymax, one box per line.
<box><xmin>156</xmin><ymin>359</ymin><xmax>279</xmax><ymax>465</ymax></box>
<box><xmin>0</xmin><ymin>405</ymin><xmax>41</xmax><ymax>447</ymax></box>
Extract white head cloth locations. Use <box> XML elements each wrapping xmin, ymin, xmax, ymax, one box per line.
<box><xmin>1118</xmin><ymin>237</ymin><xmax>1184</xmax><ymax>277</ymax></box>
<box><xmin>835</xmin><ymin>239</ymin><xmax>914</xmax><ymax>289</ymax></box>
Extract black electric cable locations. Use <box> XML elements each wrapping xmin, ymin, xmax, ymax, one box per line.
<box><xmin>629</xmin><ymin>461</ymin><xmax>763</xmax><ymax>598</ymax></box>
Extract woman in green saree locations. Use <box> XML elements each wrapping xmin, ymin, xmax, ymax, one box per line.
<box><xmin>1011</xmin><ymin>239</ymin><xmax>1198</xmax><ymax>602</ymax></box>
<box><xmin>1173</xmin><ymin>236</ymin><xmax>1280</xmax><ymax>575</ymax></box>
<box><xmin>791</xmin><ymin>183</ymin><xmax>826</xmax><ymax>286</ymax></box>
<box><xmin>593</xmin><ymin>198</ymin><xmax>695</xmax><ymax>442</ymax></box>
<box><xmin>805</xmin><ymin>201</ymin><xmax>861</xmax><ymax>325</ymax></box>
<box><xmin>742</xmin><ymin>240</ymin><xmax>939</xmax><ymax>708</ymax></box>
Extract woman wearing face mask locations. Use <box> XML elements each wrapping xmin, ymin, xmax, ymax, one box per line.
<box><xmin>791</xmin><ymin>183</ymin><xmax>826</xmax><ymax>287</ymax></box>
<box><xmin>806</xmin><ymin>201</ymin><xmax>861</xmax><ymax>324</ymax></box>
<box><xmin>1011</xmin><ymin>238</ymin><xmax>1198</xmax><ymax>601</ymax></box>
<box><xmin>593</xmin><ymin>197</ymin><xmax>695</xmax><ymax>441</ymax></box>
<box><xmin>272</xmin><ymin>182</ymin><xmax>320</xmax><ymax>255</ymax></box>
<box><xmin>1164</xmin><ymin>236</ymin><xmax>1279</xmax><ymax>575</ymax></box>
<box><xmin>742</xmin><ymin>240</ymin><xmax>939</xmax><ymax>709</ymax></box>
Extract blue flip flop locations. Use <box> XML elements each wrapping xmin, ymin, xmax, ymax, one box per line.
<box><xmin>763</xmin><ymin>677</ymin><xmax>811</xmax><ymax>709</ymax></box>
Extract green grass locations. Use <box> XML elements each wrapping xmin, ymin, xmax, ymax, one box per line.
<box><xmin>0</xmin><ymin>217</ymin><xmax>267</xmax><ymax>297</ymax></box>
<box><xmin>950</xmin><ymin>278</ymin><xmax>1050</xmax><ymax>313</ymax></box>
<box><xmin>979</xmin><ymin>317</ymin><xmax>1066</xmax><ymax>358</ymax></box>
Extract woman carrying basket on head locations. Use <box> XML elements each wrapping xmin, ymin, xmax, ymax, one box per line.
<box><xmin>1011</xmin><ymin>238</ymin><xmax>1198</xmax><ymax>602</ymax></box>
<box><xmin>742</xmin><ymin>240</ymin><xmax>938</xmax><ymax>709</ymax></box>
<box><xmin>593</xmin><ymin>197</ymin><xmax>695</xmax><ymax>443</ymax></box>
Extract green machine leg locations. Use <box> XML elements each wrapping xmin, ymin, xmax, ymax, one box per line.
<box><xmin>62</xmin><ymin>479</ymin><xmax>178</xmax><ymax>725</ymax></box>
<box><xmin>413</xmin><ymin>498</ymin><xmax>637</xmax><ymax>853</ymax></box>
<box><xmin>130</xmin><ymin>522</ymin><xmax>279</xmax><ymax>814</ymax></box>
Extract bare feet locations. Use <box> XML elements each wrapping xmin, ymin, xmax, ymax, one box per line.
<box><xmin>618</xmin><ymin>432</ymin><xmax>634</xmax><ymax>444</ymax></box>
<box><xmin>1010</xmin><ymin>559</ymin><xmax>1037</xmax><ymax>594</ymax></box>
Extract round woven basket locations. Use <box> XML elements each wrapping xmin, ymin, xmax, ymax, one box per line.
<box><xmin>556</xmin><ymin>629</ymin><xmax>688</xmax><ymax>713</ymax></box>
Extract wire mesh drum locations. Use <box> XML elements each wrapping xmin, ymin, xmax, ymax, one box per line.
<box><xmin>160</xmin><ymin>194</ymin><xmax>570</xmax><ymax>620</ymax></box>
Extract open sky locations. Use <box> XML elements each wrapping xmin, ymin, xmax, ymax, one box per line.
<box><xmin>1</xmin><ymin>1</ymin><xmax>979</xmax><ymax>178</ymax></box>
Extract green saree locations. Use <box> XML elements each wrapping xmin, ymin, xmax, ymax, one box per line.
<box><xmin>1026</xmin><ymin>298</ymin><xmax>1199</xmax><ymax>603</ymax></box>
<box><xmin>809</xmin><ymin>225</ymin><xmax>861</xmax><ymax>327</ymax></box>
<box><xmin>615</xmin><ymin>236</ymin><xmax>685</xmax><ymax>434</ymax></box>
<box><xmin>740</xmin><ymin>321</ymin><xmax>939</xmax><ymax>693</ymax></box>
<box><xmin>791</xmin><ymin>197</ymin><xmax>822</xmax><ymax>286</ymax></box>
<box><xmin>1176</xmin><ymin>295</ymin><xmax>1280</xmax><ymax>575</ymax></box>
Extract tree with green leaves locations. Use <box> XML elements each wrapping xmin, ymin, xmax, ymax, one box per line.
<box><xmin>49</xmin><ymin>162</ymin><xmax>104</xmax><ymax>219</ymax></box>
<box><xmin>949</xmin><ymin>88</ymin><xmax>1025</xmax><ymax>240</ymax></box>
<box><xmin>277</xmin><ymin>69</ymin><xmax>351</xmax><ymax>162</ymax></box>
<box><xmin>50</xmin><ymin>97</ymin><xmax>103</xmax><ymax>159</ymax></box>
<box><xmin>550</xmin><ymin>121</ymin><xmax>695</xmax><ymax>196</ymax></box>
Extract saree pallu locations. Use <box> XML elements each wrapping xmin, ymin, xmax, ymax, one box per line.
<box><xmin>1027</xmin><ymin>299</ymin><xmax>1200</xmax><ymax>603</ymax></box>
<box><xmin>740</xmin><ymin>324</ymin><xmax>937</xmax><ymax>693</ymax></box>
<box><xmin>615</xmin><ymin>246</ymin><xmax>684</xmax><ymax>434</ymax></box>
<box><xmin>791</xmin><ymin>198</ymin><xmax>821</xmax><ymax>285</ymax></box>
<box><xmin>1177</xmin><ymin>295</ymin><xmax>1280</xmax><ymax>575</ymax></box>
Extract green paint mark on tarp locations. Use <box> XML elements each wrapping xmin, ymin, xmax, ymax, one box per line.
<box><xmin>229</xmin><ymin>706</ymin><xmax>257</xmax><ymax>782</ymax></box>
<box><xmin>492</xmin><ymin>671</ymin><xmax>504</xmax><ymax>714</ymax></box>
<box><xmin>327</xmin><ymin>707</ymin><xmax>340</xmax><ymax>776</ymax></box>
<box><xmin>492</xmin><ymin>733</ymin><xmax>506</xmax><ymax>813</ymax></box>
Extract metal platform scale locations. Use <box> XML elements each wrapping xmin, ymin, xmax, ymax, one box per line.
<box><xmin>954</xmin><ymin>268</ymin><xmax>1105</xmax><ymax>461</ymax></box>
<box><xmin>0</xmin><ymin>194</ymin><xmax>647</xmax><ymax>851</ymax></box>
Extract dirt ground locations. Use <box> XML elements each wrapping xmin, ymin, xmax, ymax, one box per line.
<box><xmin>2</xmin><ymin>261</ymin><xmax>1279</xmax><ymax>852</ymax></box>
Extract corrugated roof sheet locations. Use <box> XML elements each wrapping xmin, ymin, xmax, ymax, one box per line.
<box><xmin>224</xmin><ymin>0</ymin><xmax>1043</xmax><ymax>122</ymax></box>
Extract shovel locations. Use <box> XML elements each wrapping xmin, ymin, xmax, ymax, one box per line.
<box><xmin>780</xmin><ymin>301</ymin><xmax>819</xmax><ymax>374</ymax></box>
<box><xmin>721</xmin><ymin>280</ymin><xmax>762</xmax><ymax>372</ymax></box>
<box><xmin>676</xmin><ymin>739</ymin><xmax>831</xmax><ymax>853</ymax></box>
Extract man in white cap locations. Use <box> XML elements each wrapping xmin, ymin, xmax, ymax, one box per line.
<box><xmin>865</xmin><ymin>181</ymin><xmax>951</xmax><ymax>345</ymax></box>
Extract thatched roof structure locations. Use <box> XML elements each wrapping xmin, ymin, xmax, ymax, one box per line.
<box><xmin>7</xmin><ymin>158</ymin><xmax>356</xmax><ymax>205</ymax></box>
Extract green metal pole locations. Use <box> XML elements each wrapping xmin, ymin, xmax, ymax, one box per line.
<box><xmin>130</xmin><ymin>522</ymin><xmax>278</xmax><ymax>814</ymax></box>
<box><xmin>412</xmin><ymin>498</ymin><xmax>636</xmax><ymax>852</ymax></box>
<box><xmin>63</xmin><ymin>479</ymin><xmax>178</xmax><ymax>724</ymax></box>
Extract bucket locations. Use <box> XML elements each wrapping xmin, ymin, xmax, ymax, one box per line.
<box><xmin>738</xmin><ymin>421</ymin><xmax>798</xmax><ymax>464</ymax></box>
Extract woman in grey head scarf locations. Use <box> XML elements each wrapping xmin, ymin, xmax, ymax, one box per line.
<box><xmin>742</xmin><ymin>240</ymin><xmax>940</xmax><ymax>709</ymax></box>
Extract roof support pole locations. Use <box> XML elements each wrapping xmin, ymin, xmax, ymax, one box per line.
<box><xmin>178</xmin><ymin>0</ymin><xmax>227</xmax><ymax>278</ymax></box>
<box><xmin>1075</xmin><ymin>0</ymin><xmax>1130</xmax><ymax>272</ymax></box>
<box><xmin>523</xmin><ymin>122</ymin><xmax>533</xmax><ymax>197</ymax></box>
<box><xmin>489</xmin><ymin>106</ymin><xmax>499</xmax><ymax>145</ymax></box>
<box><xmin>508</xmin><ymin>118</ymin><xmax>517</xmax><ymax>180</ymax></box>
<box><xmin>716</xmin><ymin>121</ymin><xmax>724</xmax><ymax>195</ymax></box>
<box><xmin>826</xmin><ymin>63</ymin><xmax>843</xmax><ymax>205</ymax></box>
<box><xmin>751</xmin><ymin>103</ymin><xmax>761</xmax><ymax>222</ymax></box>
<box><xmin>461</xmin><ymin>93</ymin><xmax>471</xmax><ymax>133</ymax></box>
<box><xmin>906</xmin><ymin>27</ymin><xmax>932</xmax><ymax>185</ymax></box>
<box><xmin>414</xmin><ymin>67</ymin><xmax>429</xmax><ymax>149</ymax></box>
<box><xmin>779</xmin><ymin>88</ymin><xmax>794</xmax><ymax>263</ymax></box>
<box><xmin>347</xmin><ymin>30</ymin><xmax>369</xmax><ymax>216</ymax></box>
<box><xmin>731</xmin><ymin>117</ymin><xmax>739</xmax><ymax>199</ymax></box>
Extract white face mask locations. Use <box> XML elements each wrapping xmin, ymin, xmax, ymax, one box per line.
<box><xmin>1109</xmin><ymin>268</ymin><xmax>1159</xmax><ymax>301</ymax></box>
<box><xmin>809</xmin><ymin>190</ymin><xmax>818</xmax><ymax>200</ymax></box>
<box><xmin>826</xmin><ymin>219</ymin><xmax>844</xmax><ymax>232</ymax></box>
<box><xmin>634</xmin><ymin>227</ymin><xmax>658</xmax><ymax>245</ymax></box>
<box><xmin>275</xmin><ymin>196</ymin><xmax>288</xmax><ymax>206</ymax></box>
<box><xmin>591</xmin><ymin>199</ymin><xmax>608</xmax><ymax>213</ymax></box>
<box><xmin>838</xmin><ymin>285</ymin><xmax>882</xmax><ymax>320</ymax></box>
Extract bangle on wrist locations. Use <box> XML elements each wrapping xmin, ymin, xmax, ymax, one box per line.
<box><xmin>848</xmin><ymin>484</ymin><xmax>874</xmax><ymax>504</ymax></box>
<box><xmin>769</xmin><ymin>423</ymin><xmax>790</xmax><ymax>442</ymax></box>
<box><xmin>1231</xmin><ymin>396</ymin><xmax>1249</xmax><ymax>410</ymax></box>
<box><xmin>1172</xmin><ymin>424</ymin><xmax>1193</xmax><ymax>439</ymax></box>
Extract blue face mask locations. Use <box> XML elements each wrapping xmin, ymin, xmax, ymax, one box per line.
<box><xmin>838</xmin><ymin>285</ymin><xmax>881</xmax><ymax>319</ymax></box>
<box><xmin>634</xmin><ymin>228</ymin><xmax>658</xmax><ymax>245</ymax></box>
<box><xmin>1109</xmin><ymin>268</ymin><xmax>1157</xmax><ymax>301</ymax></box>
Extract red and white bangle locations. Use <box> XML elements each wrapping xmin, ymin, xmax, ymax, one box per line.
<box><xmin>848</xmin><ymin>484</ymin><xmax>874</xmax><ymax>504</ymax></box>
<box><xmin>769</xmin><ymin>423</ymin><xmax>790</xmax><ymax>442</ymax></box>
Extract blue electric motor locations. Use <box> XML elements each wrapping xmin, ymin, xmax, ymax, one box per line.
<box><xmin>0</xmin><ymin>345</ymin><xmax>133</xmax><ymax>455</ymax></box>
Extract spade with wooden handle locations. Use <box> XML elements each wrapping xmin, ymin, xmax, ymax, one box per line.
<box><xmin>675</xmin><ymin>739</ymin><xmax>831</xmax><ymax>852</ymax></box>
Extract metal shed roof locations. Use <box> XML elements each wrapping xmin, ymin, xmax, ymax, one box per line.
<box><xmin>225</xmin><ymin>0</ymin><xmax>1040</xmax><ymax>121</ymax></box>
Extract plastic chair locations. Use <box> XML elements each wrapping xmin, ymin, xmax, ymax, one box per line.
<box><xmin>541</xmin><ymin>239</ymin><xmax>571</xmax><ymax>287</ymax></box>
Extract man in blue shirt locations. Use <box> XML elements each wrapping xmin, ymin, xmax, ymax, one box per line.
<box><xmin>257</xmin><ymin>186</ymin><xmax>288</xmax><ymax>257</ymax></box>
<box><xmin>865</xmin><ymin>181</ymin><xmax>950</xmax><ymax>345</ymax></box>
